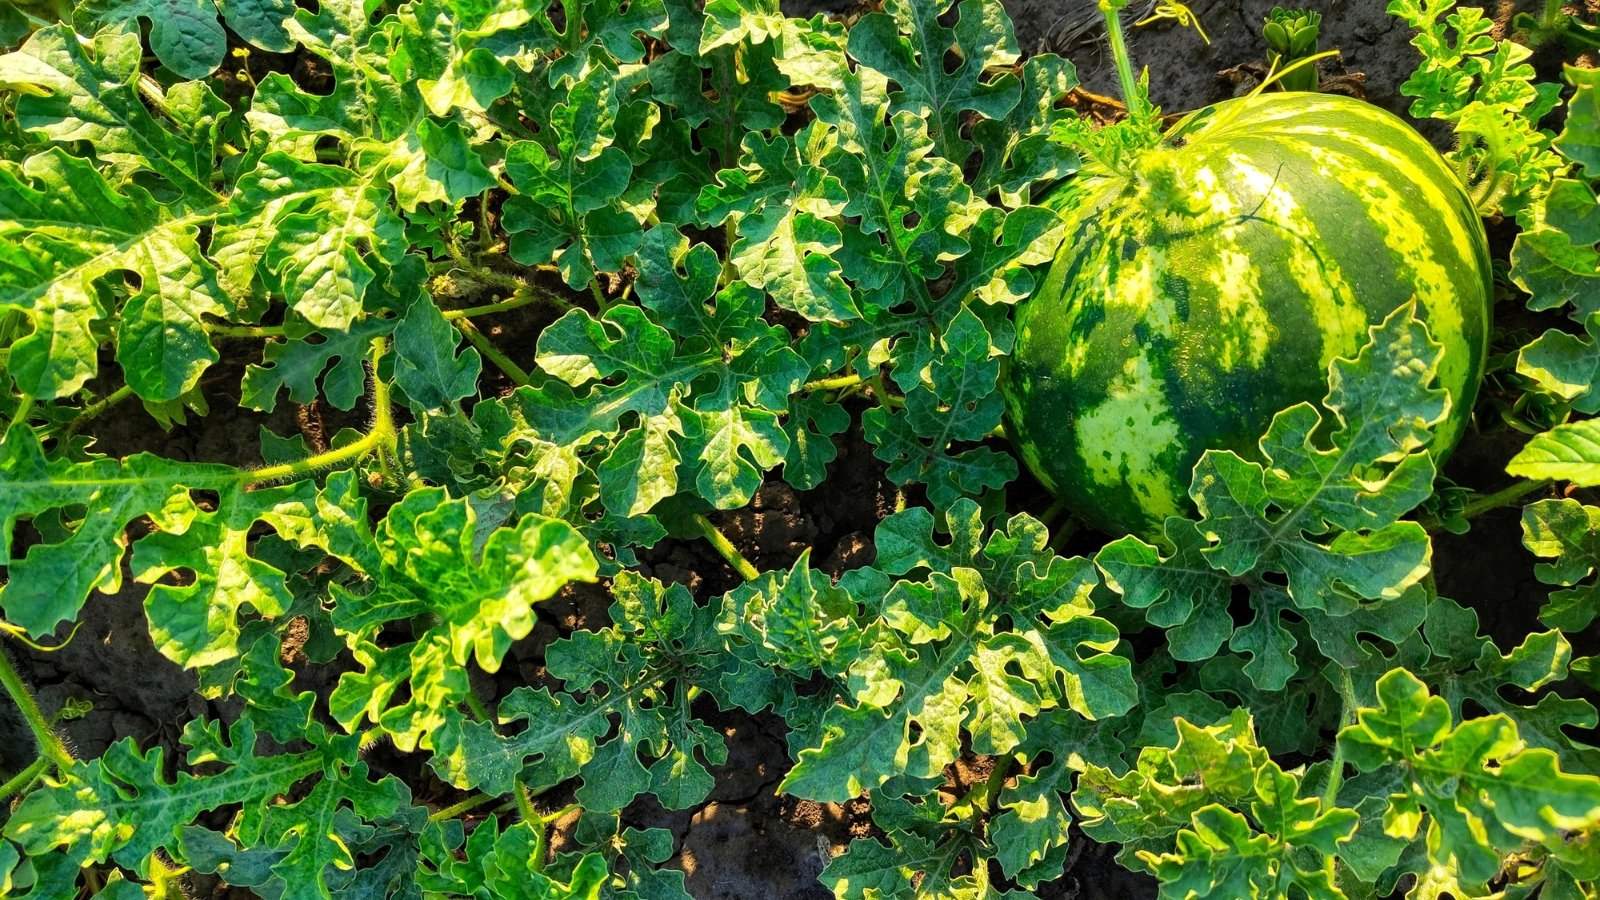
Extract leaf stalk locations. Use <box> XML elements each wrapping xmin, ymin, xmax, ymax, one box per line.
<box><xmin>240</xmin><ymin>339</ymin><xmax>396</xmax><ymax>485</ymax></box>
<box><xmin>690</xmin><ymin>513</ymin><xmax>760</xmax><ymax>581</ymax></box>
<box><xmin>1418</xmin><ymin>478</ymin><xmax>1552</xmax><ymax>531</ymax></box>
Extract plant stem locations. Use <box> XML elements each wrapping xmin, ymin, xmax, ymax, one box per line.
<box><xmin>0</xmin><ymin>648</ymin><xmax>75</xmax><ymax>772</ymax></box>
<box><xmin>240</xmin><ymin>339</ymin><xmax>395</xmax><ymax>485</ymax></box>
<box><xmin>515</xmin><ymin>783</ymin><xmax>539</xmax><ymax>822</ymax></box>
<box><xmin>1419</xmin><ymin>478</ymin><xmax>1551</xmax><ymax>531</ymax></box>
<box><xmin>0</xmin><ymin>756</ymin><xmax>49</xmax><ymax>803</ymax></box>
<box><xmin>209</xmin><ymin>285</ymin><xmax>567</xmax><ymax>340</ymax></box>
<box><xmin>1047</xmin><ymin>517</ymin><xmax>1080</xmax><ymax>554</ymax></box>
<box><xmin>60</xmin><ymin>384</ymin><xmax>135</xmax><ymax>438</ymax></box>
<box><xmin>148</xmin><ymin>856</ymin><xmax>189</xmax><ymax>900</ymax></box>
<box><xmin>977</xmin><ymin>755</ymin><xmax>1015</xmax><ymax>813</ymax></box>
<box><xmin>1038</xmin><ymin>499</ymin><xmax>1067</xmax><ymax>529</ymax></box>
<box><xmin>1322</xmin><ymin>667</ymin><xmax>1357</xmax><ymax>808</ymax></box>
<box><xmin>1461</xmin><ymin>478</ymin><xmax>1551</xmax><ymax>519</ymax></box>
<box><xmin>1099</xmin><ymin>1</ymin><xmax>1146</xmax><ymax>119</ymax></box>
<box><xmin>9</xmin><ymin>394</ymin><xmax>35</xmax><ymax>432</ymax></box>
<box><xmin>867</xmin><ymin>374</ymin><xmax>904</xmax><ymax>409</ymax></box>
<box><xmin>464</xmin><ymin>691</ymin><xmax>491</xmax><ymax>721</ymax></box>
<box><xmin>454</xmin><ymin>317</ymin><xmax>532</xmax><ymax>386</ymax></box>
<box><xmin>446</xmin><ymin>292</ymin><xmax>545</xmax><ymax>320</ymax></box>
<box><xmin>690</xmin><ymin>513</ymin><xmax>760</xmax><ymax>581</ymax></box>
<box><xmin>803</xmin><ymin>373</ymin><xmax>864</xmax><ymax>393</ymax></box>
<box><xmin>428</xmin><ymin>791</ymin><xmax>503</xmax><ymax>823</ymax></box>
<box><xmin>541</xmin><ymin>802</ymin><xmax>582</xmax><ymax>824</ymax></box>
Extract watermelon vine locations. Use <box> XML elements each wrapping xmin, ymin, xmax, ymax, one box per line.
<box><xmin>0</xmin><ymin>0</ymin><xmax>1597</xmax><ymax>898</ymax></box>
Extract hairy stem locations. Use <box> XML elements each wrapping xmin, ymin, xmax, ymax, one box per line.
<box><xmin>428</xmin><ymin>791</ymin><xmax>502</xmax><ymax>823</ymax></box>
<box><xmin>803</xmin><ymin>373</ymin><xmax>865</xmax><ymax>393</ymax></box>
<box><xmin>690</xmin><ymin>513</ymin><xmax>760</xmax><ymax>581</ymax></box>
<box><xmin>977</xmin><ymin>754</ymin><xmax>1015</xmax><ymax>813</ymax></box>
<box><xmin>8</xmin><ymin>394</ymin><xmax>34</xmax><ymax>432</ymax></box>
<box><xmin>454</xmin><ymin>317</ymin><xmax>532</xmax><ymax>386</ymax></box>
<box><xmin>0</xmin><ymin>756</ymin><xmax>50</xmax><ymax>804</ymax></box>
<box><xmin>240</xmin><ymin>339</ymin><xmax>395</xmax><ymax>485</ymax></box>
<box><xmin>1419</xmin><ymin>478</ymin><xmax>1551</xmax><ymax>531</ymax></box>
<box><xmin>60</xmin><ymin>384</ymin><xmax>136</xmax><ymax>438</ymax></box>
<box><xmin>209</xmin><ymin>283</ymin><xmax>567</xmax><ymax>340</ymax></box>
<box><xmin>1038</xmin><ymin>499</ymin><xmax>1067</xmax><ymax>529</ymax></box>
<box><xmin>1322</xmin><ymin>667</ymin><xmax>1357</xmax><ymax>807</ymax></box>
<box><xmin>0</xmin><ymin>648</ymin><xmax>75</xmax><ymax>772</ymax></box>
<box><xmin>1461</xmin><ymin>478</ymin><xmax>1552</xmax><ymax>518</ymax></box>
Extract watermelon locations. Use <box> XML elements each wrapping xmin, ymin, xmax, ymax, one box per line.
<box><xmin>1003</xmin><ymin>92</ymin><xmax>1493</xmax><ymax>537</ymax></box>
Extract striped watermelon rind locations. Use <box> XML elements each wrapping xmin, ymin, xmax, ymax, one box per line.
<box><xmin>1003</xmin><ymin>92</ymin><xmax>1493</xmax><ymax>537</ymax></box>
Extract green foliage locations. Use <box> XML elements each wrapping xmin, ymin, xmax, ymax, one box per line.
<box><xmin>723</xmin><ymin>499</ymin><xmax>1135</xmax><ymax>804</ymax></box>
<box><xmin>1098</xmin><ymin>305</ymin><xmax>1444</xmax><ymax>695</ymax></box>
<box><xmin>1340</xmin><ymin>669</ymin><xmax>1600</xmax><ymax>894</ymax></box>
<box><xmin>1388</xmin><ymin>0</ymin><xmax>1567</xmax><ymax>220</ymax></box>
<box><xmin>1509</xmin><ymin>65</ymin><xmax>1600</xmax><ymax>488</ymax></box>
<box><xmin>1075</xmin><ymin>711</ymin><xmax>1360</xmax><ymax>897</ymax></box>
<box><xmin>0</xmin><ymin>1</ymin><xmax>1597</xmax><ymax>898</ymax></box>
<box><xmin>1263</xmin><ymin>8</ymin><xmax>1322</xmax><ymax>92</ymax></box>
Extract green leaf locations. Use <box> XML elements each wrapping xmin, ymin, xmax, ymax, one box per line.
<box><xmin>1099</xmin><ymin>304</ymin><xmax>1447</xmax><ymax>691</ymax></box>
<box><xmin>131</xmin><ymin>480</ymin><xmax>327</xmax><ymax>668</ymax></box>
<box><xmin>1340</xmin><ymin>668</ymin><xmax>1600</xmax><ymax>891</ymax></box>
<box><xmin>0</xmin><ymin>149</ymin><xmax>225</xmax><ymax>400</ymax></box>
<box><xmin>1523</xmin><ymin>499</ymin><xmax>1600</xmax><ymax>632</ymax></box>
<box><xmin>991</xmin><ymin>757</ymin><xmax>1073</xmax><ymax>886</ymax></box>
<box><xmin>392</xmin><ymin>291</ymin><xmax>481</xmax><ymax>413</ymax></box>
<box><xmin>1</xmin><ymin>426</ymin><xmax>239</xmax><ymax>637</ymax></box>
<box><xmin>0</xmin><ymin>25</ymin><xmax>221</xmax><ymax>201</ymax></box>
<box><xmin>1557</xmin><ymin>65</ymin><xmax>1600</xmax><ymax>179</ymax></box>
<box><xmin>972</xmin><ymin>54</ymin><xmax>1080</xmax><ymax>206</ymax></box>
<box><xmin>778</xmin><ymin>500</ymin><xmax>1134</xmax><ymax>802</ymax></box>
<box><xmin>812</xmin><ymin>68</ymin><xmax>986</xmax><ymax>315</ymax></box>
<box><xmin>2</xmin><ymin>718</ymin><xmax>414</xmax><ymax>898</ymax></box>
<box><xmin>74</xmin><ymin>1</ymin><xmax>225</xmax><ymax>79</ymax></box>
<box><xmin>240</xmin><ymin>317</ymin><xmax>395</xmax><ymax>413</ymax></box>
<box><xmin>505</xmin><ymin>263</ymin><xmax>806</xmax><ymax>519</ymax></box>
<box><xmin>418</xmin><ymin>820</ymin><xmax>607</xmax><ymax>899</ymax></box>
<box><xmin>1140</xmin><ymin>799</ymin><xmax>1355</xmax><ymax>900</ymax></box>
<box><xmin>326</xmin><ymin>488</ymin><xmax>598</xmax><ymax>751</ymax></box>
<box><xmin>700</xmin><ymin>0</ymin><xmax>786</xmax><ymax>52</ymax></box>
<box><xmin>502</xmin><ymin>66</ymin><xmax>646</xmax><ymax>289</ymax></box>
<box><xmin>221</xmin><ymin>0</ymin><xmax>296</xmax><ymax>53</ymax></box>
<box><xmin>1518</xmin><ymin>319</ymin><xmax>1600</xmax><ymax>414</ymax></box>
<box><xmin>217</xmin><ymin>152</ymin><xmax>408</xmax><ymax>331</ymax></box>
<box><xmin>1509</xmin><ymin>419</ymin><xmax>1600</xmax><ymax>485</ymax></box>
<box><xmin>1389</xmin><ymin>0</ymin><xmax>1565</xmax><ymax>220</ymax></box>
<box><xmin>433</xmin><ymin>573</ymin><xmax>728</xmax><ymax>812</ymax></box>
<box><xmin>385</xmin><ymin>117</ymin><xmax>497</xmax><ymax>212</ymax></box>
<box><xmin>393</xmin><ymin>0</ymin><xmax>519</xmax><ymax>117</ymax></box>
<box><xmin>698</xmin><ymin>127</ymin><xmax>856</xmax><ymax>322</ymax></box>
<box><xmin>845</xmin><ymin>0</ymin><xmax>1021</xmax><ymax>164</ymax></box>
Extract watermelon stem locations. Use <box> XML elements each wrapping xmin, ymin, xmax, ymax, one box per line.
<box><xmin>1099</xmin><ymin>1</ymin><xmax>1148</xmax><ymax>120</ymax></box>
<box><xmin>1322</xmin><ymin>666</ymin><xmax>1357</xmax><ymax>807</ymax></box>
<box><xmin>690</xmin><ymin>512</ymin><xmax>761</xmax><ymax>581</ymax></box>
<box><xmin>1418</xmin><ymin>478</ymin><xmax>1552</xmax><ymax>532</ymax></box>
